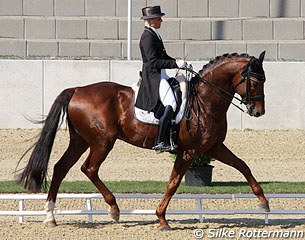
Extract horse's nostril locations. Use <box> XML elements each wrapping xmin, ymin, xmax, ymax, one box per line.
<box><xmin>255</xmin><ymin>112</ymin><xmax>261</xmax><ymax>117</ymax></box>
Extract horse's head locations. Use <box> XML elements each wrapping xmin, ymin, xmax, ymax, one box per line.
<box><xmin>234</xmin><ymin>51</ymin><xmax>266</xmax><ymax>117</ymax></box>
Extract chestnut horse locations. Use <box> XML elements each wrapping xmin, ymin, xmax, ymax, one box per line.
<box><xmin>17</xmin><ymin>52</ymin><xmax>269</xmax><ymax>229</ymax></box>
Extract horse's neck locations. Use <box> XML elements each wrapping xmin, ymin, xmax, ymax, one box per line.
<box><xmin>198</xmin><ymin>59</ymin><xmax>247</xmax><ymax>111</ymax></box>
<box><xmin>198</xmin><ymin>73</ymin><xmax>234</xmax><ymax>116</ymax></box>
<box><xmin>184</xmin><ymin>57</ymin><xmax>249</xmax><ymax>141</ymax></box>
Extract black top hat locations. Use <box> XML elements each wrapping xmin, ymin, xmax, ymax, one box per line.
<box><xmin>140</xmin><ymin>6</ymin><xmax>165</xmax><ymax>20</ymax></box>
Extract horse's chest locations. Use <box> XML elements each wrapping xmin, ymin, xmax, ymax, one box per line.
<box><xmin>181</xmin><ymin>122</ymin><xmax>225</xmax><ymax>149</ymax></box>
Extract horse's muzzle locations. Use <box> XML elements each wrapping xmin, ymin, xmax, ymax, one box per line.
<box><xmin>246</xmin><ymin>104</ymin><xmax>265</xmax><ymax>117</ymax></box>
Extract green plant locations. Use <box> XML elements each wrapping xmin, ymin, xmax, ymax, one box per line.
<box><xmin>191</xmin><ymin>154</ymin><xmax>212</xmax><ymax>167</ymax></box>
<box><xmin>170</xmin><ymin>154</ymin><xmax>212</xmax><ymax>167</ymax></box>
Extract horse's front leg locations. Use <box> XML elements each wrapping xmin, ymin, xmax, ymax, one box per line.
<box><xmin>156</xmin><ymin>151</ymin><xmax>193</xmax><ymax>230</ymax></box>
<box><xmin>210</xmin><ymin>144</ymin><xmax>270</xmax><ymax>211</ymax></box>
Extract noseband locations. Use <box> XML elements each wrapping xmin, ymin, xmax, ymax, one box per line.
<box><xmin>184</xmin><ymin>59</ymin><xmax>265</xmax><ymax>132</ymax></box>
<box><xmin>185</xmin><ymin>58</ymin><xmax>266</xmax><ymax>113</ymax></box>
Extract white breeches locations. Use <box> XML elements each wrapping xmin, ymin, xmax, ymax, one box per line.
<box><xmin>159</xmin><ymin>69</ymin><xmax>177</xmax><ymax>112</ymax></box>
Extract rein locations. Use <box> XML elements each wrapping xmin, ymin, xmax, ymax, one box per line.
<box><xmin>183</xmin><ymin>59</ymin><xmax>265</xmax><ymax>133</ymax></box>
<box><xmin>185</xmin><ymin>59</ymin><xmax>266</xmax><ymax>113</ymax></box>
<box><xmin>185</xmin><ymin>66</ymin><xmax>245</xmax><ymax>112</ymax></box>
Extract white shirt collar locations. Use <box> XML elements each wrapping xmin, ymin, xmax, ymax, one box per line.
<box><xmin>148</xmin><ymin>26</ymin><xmax>162</xmax><ymax>40</ymax></box>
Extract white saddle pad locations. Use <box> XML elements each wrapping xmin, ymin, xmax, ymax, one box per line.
<box><xmin>132</xmin><ymin>82</ymin><xmax>187</xmax><ymax>125</ymax></box>
<box><xmin>134</xmin><ymin>100</ymin><xmax>186</xmax><ymax>125</ymax></box>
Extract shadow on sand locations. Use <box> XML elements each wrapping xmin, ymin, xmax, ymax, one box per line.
<box><xmin>64</xmin><ymin>217</ymin><xmax>305</xmax><ymax>231</ymax></box>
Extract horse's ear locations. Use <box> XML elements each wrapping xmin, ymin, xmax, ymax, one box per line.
<box><xmin>258</xmin><ymin>51</ymin><xmax>266</xmax><ymax>63</ymax></box>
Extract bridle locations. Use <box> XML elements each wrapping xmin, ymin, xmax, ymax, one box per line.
<box><xmin>184</xmin><ymin>55</ymin><xmax>266</xmax><ymax>134</ymax></box>
<box><xmin>236</xmin><ymin>57</ymin><xmax>266</xmax><ymax>105</ymax></box>
<box><xmin>186</xmin><ymin>57</ymin><xmax>266</xmax><ymax>112</ymax></box>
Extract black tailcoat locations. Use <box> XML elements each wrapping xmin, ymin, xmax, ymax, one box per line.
<box><xmin>135</xmin><ymin>27</ymin><xmax>178</xmax><ymax>111</ymax></box>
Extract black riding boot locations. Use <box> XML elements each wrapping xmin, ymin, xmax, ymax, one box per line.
<box><xmin>169</xmin><ymin>120</ymin><xmax>178</xmax><ymax>154</ymax></box>
<box><xmin>153</xmin><ymin>106</ymin><xmax>176</xmax><ymax>153</ymax></box>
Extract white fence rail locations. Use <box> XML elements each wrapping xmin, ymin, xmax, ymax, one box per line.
<box><xmin>0</xmin><ymin>193</ymin><xmax>304</xmax><ymax>224</ymax></box>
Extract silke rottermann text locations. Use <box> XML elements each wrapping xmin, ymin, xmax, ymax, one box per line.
<box><xmin>208</xmin><ymin>228</ymin><xmax>304</xmax><ymax>238</ymax></box>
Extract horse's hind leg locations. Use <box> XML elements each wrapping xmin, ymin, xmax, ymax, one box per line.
<box><xmin>81</xmin><ymin>142</ymin><xmax>120</xmax><ymax>221</ymax></box>
<box><xmin>45</xmin><ymin>132</ymin><xmax>88</xmax><ymax>226</ymax></box>
<box><xmin>210</xmin><ymin>144</ymin><xmax>270</xmax><ymax>211</ymax></box>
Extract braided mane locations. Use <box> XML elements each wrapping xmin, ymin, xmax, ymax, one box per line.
<box><xmin>198</xmin><ymin>53</ymin><xmax>251</xmax><ymax>76</ymax></box>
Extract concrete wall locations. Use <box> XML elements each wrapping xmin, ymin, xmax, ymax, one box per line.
<box><xmin>1</xmin><ymin>1</ymin><xmax>304</xmax><ymax>129</ymax></box>
<box><xmin>1</xmin><ymin>0</ymin><xmax>304</xmax><ymax>18</ymax></box>
<box><xmin>0</xmin><ymin>60</ymin><xmax>304</xmax><ymax>129</ymax></box>
<box><xmin>1</xmin><ymin>0</ymin><xmax>305</xmax><ymax>60</ymax></box>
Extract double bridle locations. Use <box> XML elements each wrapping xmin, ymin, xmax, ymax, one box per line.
<box><xmin>186</xmin><ymin>58</ymin><xmax>266</xmax><ymax>112</ymax></box>
<box><xmin>237</xmin><ymin>58</ymin><xmax>266</xmax><ymax>105</ymax></box>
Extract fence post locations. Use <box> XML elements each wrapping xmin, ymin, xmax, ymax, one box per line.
<box><xmin>86</xmin><ymin>198</ymin><xmax>93</xmax><ymax>223</ymax></box>
<box><xmin>197</xmin><ymin>198</ymin><xmax>204</xmax><ymax>223</ymax></box>
<box><xmin>18</xmin><ymin>199</ymin><xmax>24</xmax><ymax>223</ymax></box>
<box><xmin>265</xmin><ymin>213</ymin><xmax>269</xmax><ymax>224</ymax></box>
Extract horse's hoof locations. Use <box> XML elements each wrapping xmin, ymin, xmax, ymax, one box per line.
<box><xmin>158</xmin><ymin>225</ymin><xmax>172</xmax><ymax>231</ymax></box>
<box><xmin>259</xmin><ymin>202</ymin><xmax>270</xmax><ymax>212</ymax></box>
<box><xmin>108</xmin><ymin>207</ymin><xmax>120</xmax><ymax>221</ymax></box>
<box><xmin>44</xmin><ymin>220</ymin><xmax>57</xmax><ymax>227</ymax></box>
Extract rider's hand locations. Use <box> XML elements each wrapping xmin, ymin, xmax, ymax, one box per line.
<box><xmin>176</xmin><ymin>59</ymin><xmax>187</xmax><ymax>69</ymax></box>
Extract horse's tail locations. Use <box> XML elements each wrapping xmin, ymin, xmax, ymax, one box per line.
<box><xmin>17</xmin><ymin>88</ymin><xmax>75</xmax><ymax>193</ymax></box>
